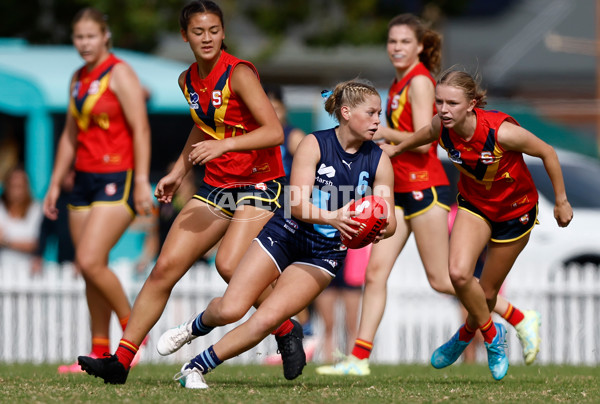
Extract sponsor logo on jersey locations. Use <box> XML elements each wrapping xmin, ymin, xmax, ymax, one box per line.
<box><xmin>342</xmin><ymin>160</ymin><xmax>352</xmax><ymax>170</ymax></box>
<box><xmin>102</xmin><ymin>154</ymin><xmax>122</xmax><ymax>164</ymax></box>
<box><xmin>511</xmin><ymin>195</ymin><xmax>530</xmax><ymax>208</ymax></box>
<box><xmin>409</xmin><ymin>171</ymin><xmax>429</xmax><ymax>182</ymax></box>
<box><xmin>519</xmin><ymin>213</ymin><xmax>529</xmax><ymax>224</ymax></box>
<box><xmin>251</xmin><ymin>163</ymin><xmax>271</xmax><ymax>174</ymax></box>
<box><xmin>317</xmin><ymin>163</ymin><xmax>336</xmax><ymax>178</ymax></box>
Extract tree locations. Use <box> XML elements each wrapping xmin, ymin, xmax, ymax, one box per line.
<box><xmin>0</xmin><ymin>0</ymin><xmax>182</xmax><ymax>52</ymax></box>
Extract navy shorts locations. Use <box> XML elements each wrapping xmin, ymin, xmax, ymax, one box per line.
<box><xmin>457</xmin><ymin>194</ymin><xmax>539</xmax><ymax>243</ymax></box>
<box><xmin>255</xmin><ymin>214</ymin><xmax>346</xmax><ymax>277</ymax></box>
<box><xmin>193</xmin><ymin>177</ymin><xmax>286</xmax><ymax>217</ymax></box>
<box><xmin>394</xmin><ymin>185</ymin><xmax>452</xmax><ymax>219</ymax></box>
<box><xmin>69</xmin><ymin>170</ymin><xmax>135</xmax><ymax>215</ymax></box>
<box><xmin>328</xmin><ymin>264</ymin><xmax>363</xmax><ymax>290</ymax></box>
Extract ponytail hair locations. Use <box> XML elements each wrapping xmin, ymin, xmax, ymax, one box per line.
<box><xmin>179</xmin><ymin>0</ymin><xmax>228</xmax><ymax>50</ymax></box>
<box><xmin>323</xmin><ymin>79</ymin><xmax>380</xmax><ymax>122</ymax></box>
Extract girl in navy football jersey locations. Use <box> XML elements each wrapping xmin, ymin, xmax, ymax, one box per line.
<box><xmin>158</xmin><ymin>79</ymin><xmax>396</xmax><ymax>388</ymax></box>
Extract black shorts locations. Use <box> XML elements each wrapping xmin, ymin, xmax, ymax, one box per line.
<box><xmin>193</xmin><ymin>177</ymin><xmax>286</xmax><ymax>217</ymax></box>
<box><xmin>457</xmin><ymin>194</ymin><xmax>539</xmax><ymax>243</ymax></box>
<box><xmin>327</xmin><ymin>264</ymin><xmax>363</xmax><ymax>290</ymax></box>
<box><xmin>394</xmin><ymin>185</ymin><xmax>451</xmax><ymax>219</ymax></box>
<box><xmin>68</xmin><ymin>170</ymin><xmax>135</xmax><ymax>215</ymax></box>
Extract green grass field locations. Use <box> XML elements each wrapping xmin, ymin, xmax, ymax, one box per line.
<box><xmin>1</xmin><ymin>363</ymin><xmax>598</xmax><ymax>403</ymax></box>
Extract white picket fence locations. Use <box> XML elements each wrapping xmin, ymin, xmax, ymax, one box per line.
<box><xmin>1</xmin><ymin>254</ymin><xmax>599</xmax><ymax>366</ymax></box>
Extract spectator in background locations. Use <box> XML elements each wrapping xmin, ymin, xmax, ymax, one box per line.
<box><xmin>0</xmin><ymin>166</ymin><xmax>43</xmax><ymax>278</ymax></box>
<box><xmin>31</xmin><ymin>169</ymin><xmax>76</xmax><ymax>276</ymax></box>
<box><xmin>0</xmin><ymin>134</ymin><xmax>19</xmax><ymax>185</ymax></box>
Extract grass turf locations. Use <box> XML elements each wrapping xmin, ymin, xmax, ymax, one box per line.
<box><xmin>1</xmin><ymin>363</ymin><xmax>599</xmax><ymax>403</ymax></box>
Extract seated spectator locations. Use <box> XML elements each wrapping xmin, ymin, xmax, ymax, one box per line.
<box><xmin>0</xmin><ymin>166</ymin><xmax>43</xmax><ymax>278</ymax></box>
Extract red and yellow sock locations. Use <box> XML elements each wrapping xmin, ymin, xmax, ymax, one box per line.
<box><xmin>272</xmin><ymin>319</ymin><xmax>294</xmax><ymax>337</ymax></box>
<box><xmin>501</xmin><ymin>303</ymin><xmax>525</xmax><ymax>327</ymax></box>
<box><xmin>351</xmin><ymin>339</ymin><xmax>373</xmax><ymax>360</ymax></box>
<box><xmin>458</xmin><ymin>322</ymin><xmax>477</xmax><ymax>342</ymax></box>
<box><xmin>115</xmin><ymin>339</ymin><xmax>139</xmax><ymax>370</ymax></box>
<box><xmin>480</xmin><ymin>317</ymin><xmax>497</xmax><ymax>344</ymax></box>
<box><xmin>91</xmin><ymin>337</ymin><xmax>110</xmax><ymax>357</ymax></box>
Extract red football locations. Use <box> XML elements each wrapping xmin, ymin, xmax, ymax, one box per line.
<box><xmin>340</xmin><ymin>195</ymin><xmax>388</xmax><ymax>249</ymax></box>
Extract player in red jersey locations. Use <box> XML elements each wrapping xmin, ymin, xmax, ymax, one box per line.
<box><xmin>318</xmin><ymin>15</ymin><xmax>543</xmax><ymax>377</ymax></box>
<box><xmin>42</xmin><ymin>8</ymin><xmax>153</xmax><ymax>373</ymax></box>
<box><xmin>383</xmin><ymin>69</ymin><xmax>573</xmax><ymax>380</ymax></box>
<box><xmin>78</xmin><ymin>0</ymin><xmax>303</xmax><ymax>385</ymax></box>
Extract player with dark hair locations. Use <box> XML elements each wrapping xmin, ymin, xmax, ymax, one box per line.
<box><xmin>77</xmin><ymin>0</ymin><xmax>302</xmax><ymax>384</ymax></box>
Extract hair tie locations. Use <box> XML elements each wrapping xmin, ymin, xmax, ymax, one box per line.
<box><xmin>321</xmin><ymin>90</ymin><xmax>333</xmax><ymax>98</ymax></box>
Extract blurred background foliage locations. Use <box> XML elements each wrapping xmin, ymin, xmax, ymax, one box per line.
<box><xmin>0</xmin><ymin>0</ymin><xmax>501</xmax><ymax>52</ymax></box>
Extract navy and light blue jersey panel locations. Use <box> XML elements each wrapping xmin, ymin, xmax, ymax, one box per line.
<box><xmin>304</xmin><ymin>128</ymin><xmax>383</xmax><ymax>239</ymax></box>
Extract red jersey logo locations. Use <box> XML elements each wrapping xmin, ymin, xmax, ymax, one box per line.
<box><xmin>412</xmin><ymin>190</ymin><xmax>424</xmax><ymax>201</ymax></box>
<box><xmin>105</xmin><ymin>183</ymin><xmax>117</xmax><ymax>196</ymax></box>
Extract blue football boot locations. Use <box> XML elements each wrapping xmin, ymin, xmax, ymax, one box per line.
<box><xmin>485</xmin><ymin>323</ymin><xmax>509</xmax><ymax>380</ymax></box>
